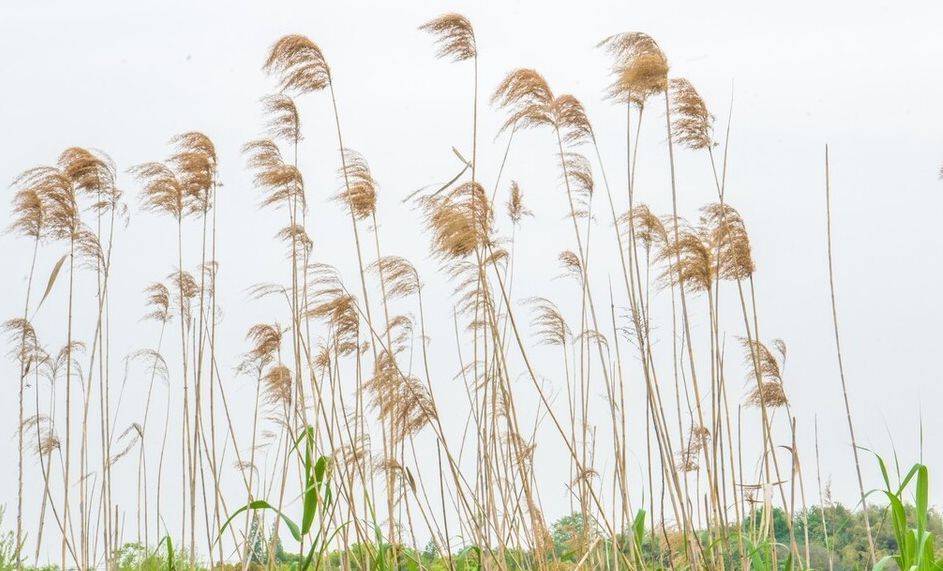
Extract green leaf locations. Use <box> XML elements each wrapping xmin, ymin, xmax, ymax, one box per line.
<box><xmin>308</xmin><ymin>522</ymin><xmax>350</xmax><ymax>571</ymax></box>
<box><xmin>156</xmin><ymin>536</ymin><xmax>175</xmax><ymax>571</ymax></box>
<box><xmin>874</xmin><ymin>554</ymin><xmax>896</xmax><ymax>571</ymax></box>
<box><xmin>219</xmin><ymin>499</ymin><xmax>302</xmax><ymax>543</ymax></box>
<box><xmin>315</xmin><ymin>455</ymin><xmax>329</xmax><ymax>485</ymax></box>
<box><xmin>301</xmin><ymin>455</ymin><xmax>331</xmax><ymax>535</ymax></box>
<box><xmin>632</xmin><ymin>509</ymin><xmax>646</xmax><ymax>549</ymax></box>
<box><xmin>301</xmin><ymin>476</ymin><xmax>318</xmax><ymax>535</ymax></box>
<box><xmin>917</xmin><ymin>465</ymin><xmax>929</xmax><ymax>533</ymax></box>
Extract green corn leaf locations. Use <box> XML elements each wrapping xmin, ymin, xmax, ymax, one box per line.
<box><xmin>219</xmin><ymin>499</ymin><xmax>302</xmax><ymax>543</ymax></box>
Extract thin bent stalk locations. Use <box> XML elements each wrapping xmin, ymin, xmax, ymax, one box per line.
<box><xmin>823</xmin><ymin>145</ymin><xmax>876</xmax><ymax>565</ymax></box>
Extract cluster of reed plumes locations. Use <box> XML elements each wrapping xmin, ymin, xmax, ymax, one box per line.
<box><xmin>4</xmin><ymin>12</ymin><xmax>878</xmax><ymax>571</ymax></box>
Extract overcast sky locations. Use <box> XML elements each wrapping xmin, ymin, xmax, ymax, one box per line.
<box><xmin>2</xmin><ymin>0</ymin><xmax>942</xmax><ymax>563</ymax></box>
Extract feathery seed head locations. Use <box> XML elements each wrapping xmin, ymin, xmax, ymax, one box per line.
<box><xmin>336</xmin><ymin>148</ymin><xmax>377</xmax><ymax>220</ymax></box>
<box><xmin>658</xmin><ymin>218</ymin><xmax>714</xmax><ymax>292</ymax></box>
<box><xmin>700</xmin><ymin>203</ymin><xmax>755</xmax><ymax>279</ymax></box>
<box><xmin>552</xmin><ymin>94</ymin><xmax>594</xmax><ymax>146</ymax></box>
<box><xmin>170</xmin><ymin>132</ymin><xmax>216</xmax><ymax>213</ymax></box>
<box><xmin>423</xmin><ymin>181</ymin><xmax>493</xmax><ymax>259</ymax></box>
<box><xmin>370</xmin><ymin>256</ymin><xmax>421</xmax><ymax>299</ymax></box>
<box><xmin>261</xmin><ymin>94</ymin><xmax>301</xmax><ymax>142</ymax></box>
<box><xmin>15</xmin><ymin>166</ymin><xmax>78</xmax><ymax>240</ymax></box>
<box><xmin>364</xmin><ymin>351</ymin><xmax>437</xmax><ymax>445</ymax></box>
<box><xmin>558</xmin><ymin>251</ymin><xmax>583</xmax><ymax>282</ymax></box>
<box><xmin>142</xmin><ymin>283</ymin><xmax>172</xmax><ymax>322</ymax></box>
<box><xmin>9</xmin><ymin>186</ymin><xmax>45</xmax><ymax>240</ymax></box>
<box><xmin>243</xmin><ymin>139</ymin><xmax>305</xmax><ymax>211</ymax></box>
<box><xmin>506</xmin><ymin>181</ymin><xmax>532</xmax><ymax>224</ymax></box>
<box><xmin>263</xmin><ymin>364</ymin><xmax>293</xmax><ymax>405</ymax></box>
<box><xmin>620</xmin><ymin>203</ymin><xmax>667</xmax><ymax>252</ymax></box>
<box><xmin>264</xmin><ymin>35</ymin><xmax>331</xmax><ymax>94</ymax></box>
<box><xmin>58</xmin><ymin>147</ymin><xmax>121</xmax><ymax>212</ymax></box>
<box><xmin>598</xmin><ymin>32</ymin><xmax>668</xmax><ymax>105</ymax></box>
<box><xmin>239</xmin><ymin>323</ymin><xmax>284</xmax><ymax>373</ymax></box>
<box><xmin>131</xmin><ymin>162</ymin><xmax>184</xmax><ymax>220</ymax></box>
<box><xmin>669</xmin><ymin>78</ymin><xmax>713</xmax><ymax>150</ymax></box>
<box><xmin>420</xmin><ymin>13</ymin><xmax>477</xmax><ymax>62</ymax></box>
<box><xmin>525</xmin><ymin>297</ymin><xmax>571</xmax><ymax>346</ymax></box>
<box><xmin>491</xmin><ymin>69</ymin><xmax>555</xmax><ymax>134</ymax></box>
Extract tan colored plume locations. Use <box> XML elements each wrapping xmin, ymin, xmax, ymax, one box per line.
<box><xmin>420</xmin><ymin>13</ymin><xmax>477</xmax><ymax>62</ymax></box>
<box><xmin>336</xmin><ymin>148</ymin><xmax>377</xmax><ymax>220</ymax></box>
<box><xmin>669</xmin><ymin>78</ymin><xmax>713</xmax><ymax>150</ymax></box>
<box><xmin>264</xmin><ymin>35</ymin><xmax>331</xmax><ymax>93</ymax></box>
<box><xmin>598</xmin><ymin>32</ymin><xmax>668</xmax><ymax>105</ymax></box>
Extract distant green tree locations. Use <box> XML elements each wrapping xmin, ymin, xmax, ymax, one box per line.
<box><xmin>247</xmin><ymin>514</ymin><xmax>266</xmax><ymax>564</ymax></box>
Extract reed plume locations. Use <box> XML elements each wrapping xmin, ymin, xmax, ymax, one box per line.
<box><xmin>142</xmin><ymin>283</ymin><xmax>172</xmax><ymax>323</ymax></box>
<box><xmin>598</xmin><ymin>32</ymin><xmax>668</xmax><ymax>105</ymax></box>
<box><xmin>305</xmin><ymin>266</ymin><xmax>361</xmax><ymax>357</ymax></box>
<box><xmin>58</xmin><ymin>147</ymin><xmax>122</xmax><ymax>213</ymax></box>
<box><xmin>657</xmin><ymin>205</ymin><xmax>756</xmax><ymax>293</ymax></box>
<box><xmin>370</xmin><ymin>256</ymin><xmax>421</xmax><ymax>299</ymax></box>
<box><xmin>109</xmin><ymin>424</ymin><xmax>143</xmax><ymax>465</ymax></box>
<box><xmin>263</xmin><ymin>365</ymin><xmax>293</xmax><ymax>406</ymax></box>
<box><xmin>132</xmin><ymin>162</ymin><xmax>185</xmax><ymax>219</ymax></box>
<box><xmin>700</xmin><ymin>203</ymin><xmax>755</xmax><ymax>280</ymax></box>
<box><xmin>423</xmin><ymin>182</ymin><xmax>493</xmax><ymax>259</ymax></box>
<box><xmin>558</xmin><ymin>251</ymin><xmax>584</xmax><ymax>283</ymax></box>
<box><xmin>239</xmin><ymin>323</ymin><xmax>284</xmax><ymax>372</ymax></box>
<box><xmin>168</xmin><ymin>269</ymin><xmax>200</xmax><ymax>323</ymax></box>
<box><xmin>16</xmin><ymin>167</ymin><xmax>78</xmax><ymax>240</ymax></box>
<box><xmin>169</xmin><ymin>132</ymin><xmax>217</xmax><ymax>213</ymax></box>
<box><xmin>491</xmin><ymin>69</ymin><xmax>554</xmax><ymax>133</ymax></box>
<box><xmin>419</xmin><ymin>14</ymin><xmax>477</xmax><ymax>62</ymax></box>
<box><xmin>740</xmin><ymin>339</ymin><xmax>789</xmax><ymax>408</ymax></box>
<box><xmin>669</xmin><ymin>78</ymin><xmax>713</xmax><ymax>150</ymax></box>
<box><xmin>264</xmin><ymin>35</ymin><xmax>331</xmax><ymax>93</ymax></box>
<box><xmin>506</xmin><ymin>181</ymin><xmax>532</xmax><ymax>224</ymax></box>
<box><xmin>525</xmin><ymin>297</ymin><xmax>572</xmax><ymax>347</ymax></box>
<box><xmin>657</xmin><ymin>219</ymin><xmax>713</xmax><ymax>292</ymax></box>
<box><xmin>335</xmin><ymin>149</ymin><xmax>377</xmax><ymax>220</ymax></box>
<box><xmin>261</xmin><ymin>94</ymin><xmax>301</xmax><ymax>143</ymax></box>
<box><xmin>383</xmin><ymin>315</ymin><xmax>415</xmax><ymax>356</ymax></box>
<box><xmin>3</xmin><ymin>319</ymin><xmax>41</xmax><ymax>372</ymax></box>
<box><xmin>243</xmin><ymin>139</ymin><xmax>305</xmax><ymax>211</ymax></box>
<box><xmin>364</xmin><ymin>352</ymin><xmax>437</xmax><ymax>446</ymax></box>
<box><xmin>8</xmin><ymin>186</ymin><xmax>46</xmax><ymax>240</ymax></box>
<box><xmin>491</xmin><ymin>70</ymin><xmax>593</xmax><ymax>147</ymax></box>
<box><xmin>622</xmin><ymin>203</ymin><xmax>667</xmax><ymax>252</ymax></box>
<box><xmin>561</xmin><ymin>152</ymin><xmax>594</xmax><ymax>218</ymax></box>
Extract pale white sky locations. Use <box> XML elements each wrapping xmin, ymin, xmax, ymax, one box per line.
<box><xmin>2</xmin><ymin>0</ymin><xmax>942</xmax><ymax>564</ymax></box>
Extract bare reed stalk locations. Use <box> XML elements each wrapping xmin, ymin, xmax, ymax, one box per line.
<box><xmin>660</xmin><ymin>83</ymin><xmax>728</xmax><ymax>566</ymax></box>
<box><xmin>823</xmin><ymin>145</ymin><xmax>876</xmax><ymax>564</ymax></box>
<box><xmin>9</xmin><ymin>170</ymin><xmax>50</xmax><ymax>571</ymax></box>
<box><xmin>814</xmin><ymin>418</ymin><xmax>835</xmax><ymax>571</ymax></box>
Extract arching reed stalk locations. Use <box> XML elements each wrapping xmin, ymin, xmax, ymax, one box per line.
<box><xmin>132</xmin><ymin>143</ymin><xmax>204</xmax><ymax>566</ymax></box>
<box><xmin>14</xmin><ymin>163</ymin><xmax>82</xmax><ymax>569</ymax></box>
<box><xmin>490</xmin><ymin>69</ymin><xmax>618</xmax><ymax>534</ymax></box>
<box><xmin>262</xmin><ymin>35</ymin><xmax>393</xmax><ymax>553</ymax></box>
<box><xmin>823</xmin><ymin>146</ymin><xmax>876</xmax><ymax>565</ymax></box>
<box><xmin>55</xmin><ymin>147</ymin><xmax>124</xmax><ymax>568</ymax></box>
<box><xmin>599</xmin><ymin>35</ymin><xmax>700</xmax><ymax>558</ymax></box>
<box><xmin>8</xmin><ymin>173</ymin><xmax>49</xmax><ymax>569</ymax></box>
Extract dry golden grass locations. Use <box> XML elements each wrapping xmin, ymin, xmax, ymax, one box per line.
<box><xmin>2</xmin><ymin>10</ymin><xmax>889</xmax><ymax>571</ymax></box>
